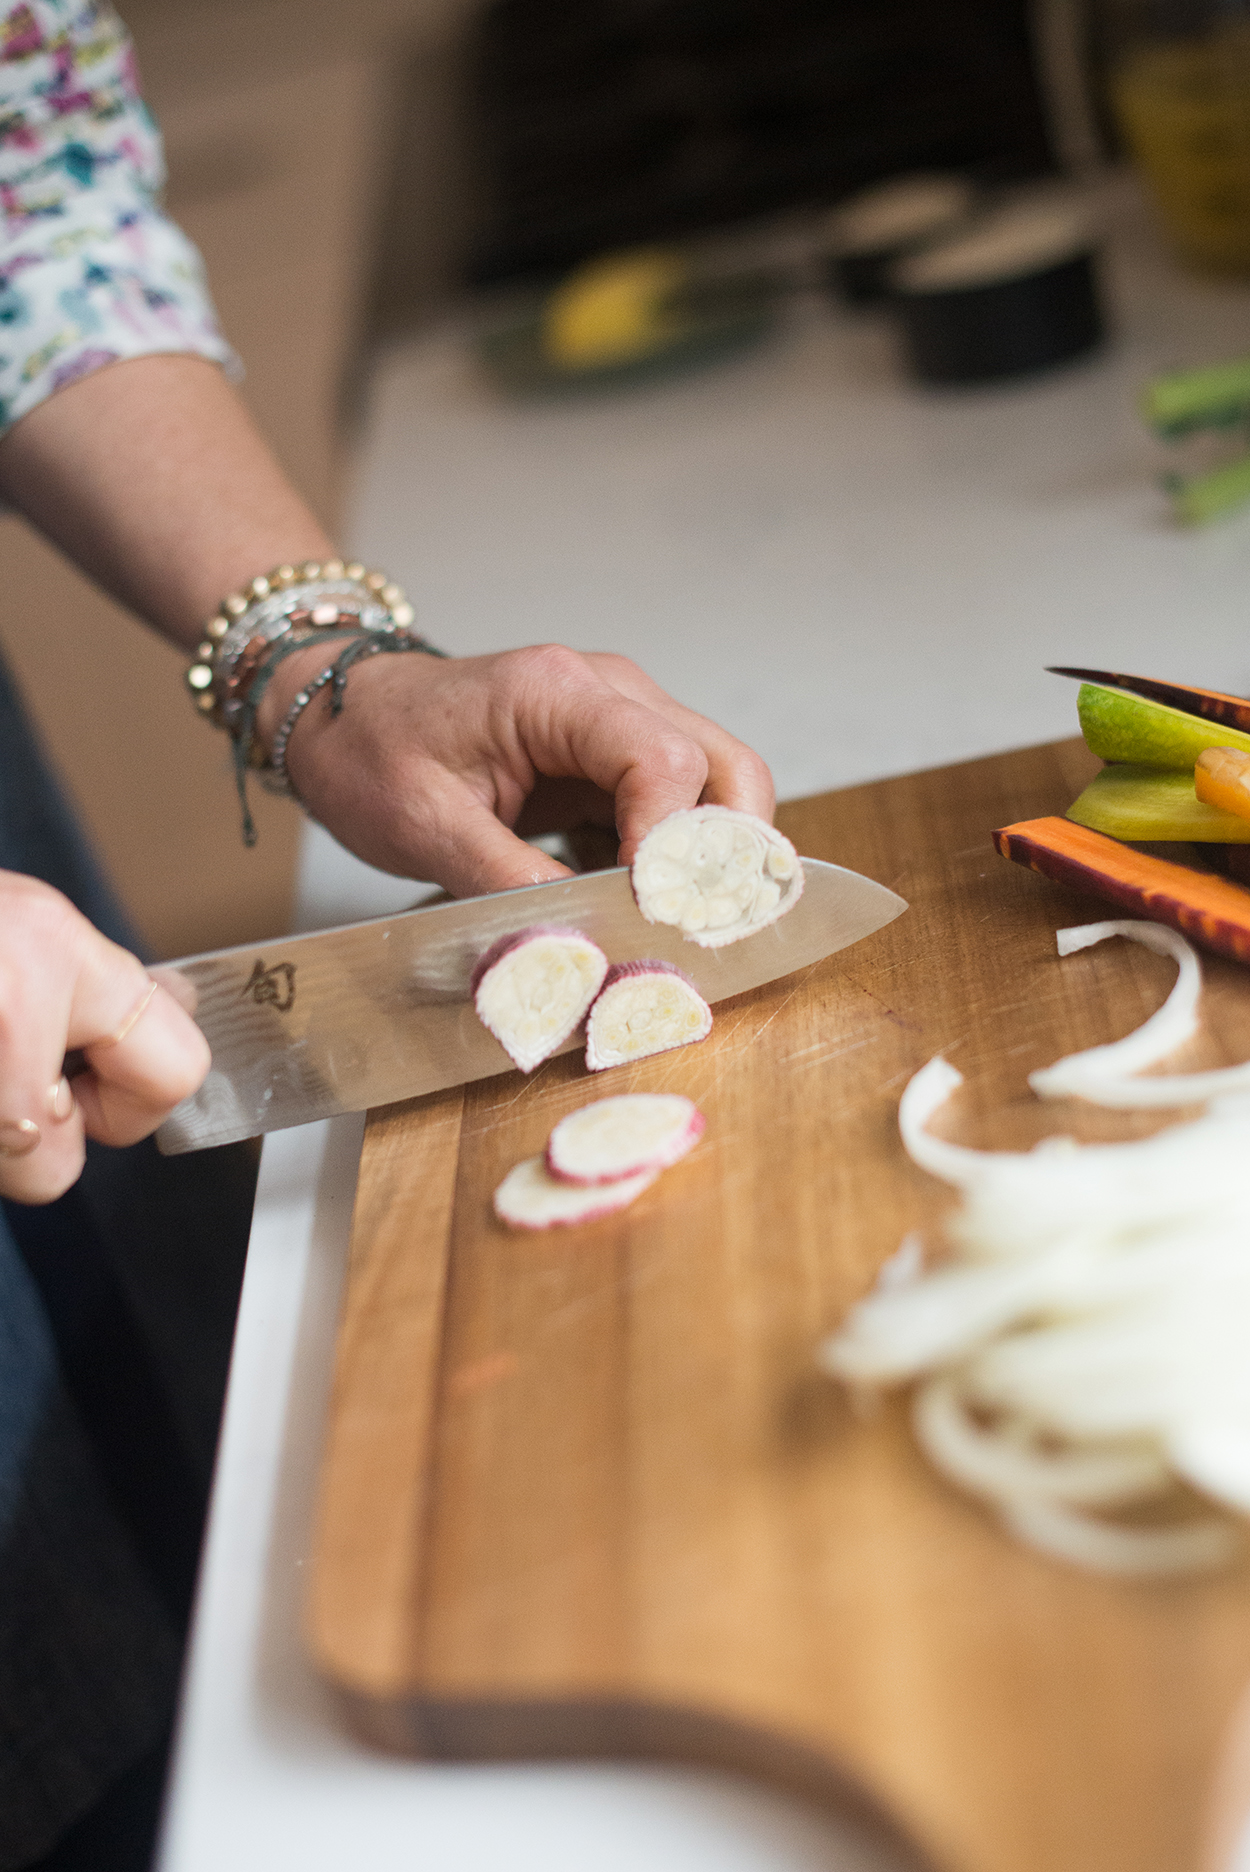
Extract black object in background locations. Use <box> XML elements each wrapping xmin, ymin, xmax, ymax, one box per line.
<box><xmin>468</xmin><ymin>0</ymin><xmax>1058</xmax><ymax>285</ymax></box>
<box><xmin>887</xmin><ymin>199</ymin><xmax>1104</xmax><ymax>384</ymax></box>
<box><xmin>894</xmin><ymin>251</ymin><xmax>1102</xmax><ymax>383</ymax></box>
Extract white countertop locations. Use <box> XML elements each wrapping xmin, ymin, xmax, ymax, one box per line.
<box><xmin>159</xmin><ymin>174</ymin><xmax>1250</xmax><ymax>1871</ymax></box>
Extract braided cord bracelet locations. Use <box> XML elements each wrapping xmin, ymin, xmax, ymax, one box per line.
<box><xmin>231</xmin><ymin>629</ymin><xmax>362</xmax><ymax>844</ymax></box>
<box><xmin>232</xmin><ymin>627</ymin><xmax>447</xmax><ymax>844</ymax></box>
<box><xmin>268</xmin><ymin>630</ymin><xmax>444</xmax><ymax>794</ymax></box>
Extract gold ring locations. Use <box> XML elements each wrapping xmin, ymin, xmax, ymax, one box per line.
<box><xmin>91</xmin><ymin>978</ymin><xmax>159</xmax><ymax>1050</ymax></box>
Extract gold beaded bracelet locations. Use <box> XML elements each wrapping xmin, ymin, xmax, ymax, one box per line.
<box><xmin>184</xmin><ymin>559</ymin><xmax>414</xmax><ymax>725</ymax></box>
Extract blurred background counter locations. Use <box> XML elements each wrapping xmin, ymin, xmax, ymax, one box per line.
<box><xmin>308</xmin><ymin>162</ymin><xmax>1250</xmax><ymax>933</ymax></box>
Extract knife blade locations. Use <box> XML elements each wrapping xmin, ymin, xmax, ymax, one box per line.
<box><xmin>155</xmin><ymin>859</ymin><xmax>906</xmax><ymax>1154</ymax></box>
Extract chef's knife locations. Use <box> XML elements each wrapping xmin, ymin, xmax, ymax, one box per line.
<box><xmin>155</xmin><ymin>859</ymin><xmax>906</xmax><ymax>1154</ymax></box>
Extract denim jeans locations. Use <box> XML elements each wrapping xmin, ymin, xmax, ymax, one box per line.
<box><xmin>0</xmin><ymin>652</ymin><xmax>252</xmax><ymax>1867</ymax></box>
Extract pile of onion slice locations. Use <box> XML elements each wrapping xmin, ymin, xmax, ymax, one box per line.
<box><xmin>819</xmin><ymin>920</ymin><xmax>1250</xmax><ymax>1578</ymax></box>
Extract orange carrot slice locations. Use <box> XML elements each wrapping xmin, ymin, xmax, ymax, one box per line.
<box><xmin>1195</xmin><ymin>747</ymin><xmax>1250</xmax><ymax>823</ymax></box>
<box><xmin>994</xmin><ymin>816</ymin><xmax>1250</xmax><ymax>964</ymax></box>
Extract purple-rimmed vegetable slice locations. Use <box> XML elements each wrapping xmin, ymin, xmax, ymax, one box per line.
<box><xmin>493</xmin><ymin>1155</ymin><xmax>658</xmax><ymax>1229</ymax></box>
<box><xmin>472</xmin><ymin>925</ymin><xmax>608</xmax><ymax>1073</ymax></box>
<box><xmin>630</xmin><ymin>806</ymin><xmax>802</xmax><ymax>947</ymax></box>
<box><xmin>584</xmin><ymin>960</ymin><xmax>712</xmax><ymax>1070</ymax></box>
<box><xmin>546</xmin><ymin>1093</ymin><xmax>705</xmax><ymax>1186</ymax></box>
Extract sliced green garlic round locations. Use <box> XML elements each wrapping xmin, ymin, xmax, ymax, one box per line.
<box><xmin>472</xmin><ymin>926</ymin><xmax>609</xmax><ymax>1074</ymax></box>
<box><xmin>585</xmin><ymin>961</ymin><xmax>712</xmax><ymax>1070</ymax></box>
<box><xmin>630</xmin><ymin>807</ymin><xmax>802</xmax><ymax>948</ymax></box>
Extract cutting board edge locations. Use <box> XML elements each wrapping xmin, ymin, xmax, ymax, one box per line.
<box><xmin>319</xmin><ymin>1676</ymin><xmax>949</xmax><ymax>1871</ymax></box>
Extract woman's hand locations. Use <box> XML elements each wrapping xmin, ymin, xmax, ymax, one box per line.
<box><xmin>0</xmin><ymin>871</ymin><xmax>210</xmax><ymax>1204</ymax></box>
<box><xmin>257</xmin><ymin>642</ymin><xmax>776</xmax><ymax>898</ymax></box>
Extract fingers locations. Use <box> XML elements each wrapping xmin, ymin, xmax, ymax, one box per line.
<box><xmin>149</xmin><ymin>962</ymin><xmax>199</xmax><ymax>1017</ymax></box>
<box><xmin>272</xmin><ymin>641</ymin><xmax>776</xmax><ymax>901</ymax></box>
<box><xmin>0</xmin><ymin>874</ymin><xmax>210</xmax><ymax>1203</ymax></box>
<box><xmin>508</xmin><ymin>650</ymin><xmax>716</xmax><ymax>864</ymax></box>
<box><xmin>582</xmin><ymin>651</ymin><xmax>775</xmax><ymax>829</ymax></box>
<box><xmin>73</xmin><ymin>980</ymin><xmax>211</xmax><ymax>1150</ymax></box>
<box><xmin>394</xmin><ymin>770</ymin><xmax>577</xmax><ymax>899</ymax></box>
<box><xmin>493</xmin><ymin>642</ymin><xmax>689</xmax><ymax>799</ymax></box>
<box><xmin>577</xmin><ymin>706</ymin><xmax>711</xmax><ymax>865</ymax></box>
<box><xmin>377</xmin><ymin>647</ymin><xmax>773</xmax><ymax>886</ymax></box>
<box><xmin>0</xmin><ymin>881</ymin><xmax>99</xmax><ymax>1201</ymax></box>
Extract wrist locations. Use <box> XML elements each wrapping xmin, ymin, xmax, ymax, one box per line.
<box><xmin>252</xmin><ymin>639</ymin><xmax>339</xmax><ymax>754</ymax></box>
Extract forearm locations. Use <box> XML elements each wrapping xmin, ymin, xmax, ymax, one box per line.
<box><xmin>0</xmin><ymin>354</ymin><xmax>334</xmax><ymax>651</ymax></box>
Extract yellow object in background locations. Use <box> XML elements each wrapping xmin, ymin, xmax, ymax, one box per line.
<box><xmin>543</xmin><ymin>249</ymin><xmax>687</xmax><ymax>369</ymax></box>
<box><xmin>1113</xmin><ymin>26</ymin><xmax>1250</xmax><ymax>274</ymax></box>
<box><xmin>1195</xmin><ymin>744</ymin><xmax>1250</xmax><ymax>818</ymax></box>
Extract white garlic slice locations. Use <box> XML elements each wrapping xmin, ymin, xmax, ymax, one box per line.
<box><xmin>493</xmin><ymin>1155</ymin><xmax>657</xmax><ymax>1229</ymax></box>
<box><xmin>472</xmin><ymin>926</ymin><xmax>608</xmax><ymax>1073</ymax></box>
<box><xmin>631</xmin><ymin>807</ymin><xmax>802</xmax><ymax>948</ymax></box>
<box><xmin>546</xmin><ymin>1092</ymin><xmax>705</xmax><ymax>1185</ymax></box>
<box><xmin>585</xmin><ymin>962</ymin><xmax>713</xmax><ymax>1071</ymax></box>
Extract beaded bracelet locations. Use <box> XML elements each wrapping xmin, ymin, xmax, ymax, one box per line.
<box><xmin>230</xmin><ymin>629</ymin><xmax>365</xmax><ymax>844</ymax></box>
<box><xmin>184</xmin><ymin>559</ymin><xmax>414</xmax><ymax>724</ymax></box>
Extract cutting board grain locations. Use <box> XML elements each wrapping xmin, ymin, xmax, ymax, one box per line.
<box><xmin>309</xmin><ymin>739</ymin><xmax>1250</xmax><ymax>1872</ymax></box>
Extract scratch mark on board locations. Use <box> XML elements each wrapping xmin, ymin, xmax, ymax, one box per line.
<box><xmin>779</xmin><ymin>1035</ymin><xmax>875</xmax><ymax>1071</ymax></box>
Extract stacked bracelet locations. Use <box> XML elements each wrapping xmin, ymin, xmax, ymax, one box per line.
<box><xmin>184</xmin><ymin>559</ymin><xmax>414</xmax><ymax>725</ymax></box>
<box><xmin>184</xmin><ymin>558</ymin><xmax>445</xmax><ymax>846</ymax></box>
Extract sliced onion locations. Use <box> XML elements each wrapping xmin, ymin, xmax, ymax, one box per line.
<box><xmin>913</xmin><ymin>1375</ymin><xmax>1171</xmax><ymax>1508</ymax></box>
<box><xmin>1027</xmin><ymin>920</ymin><xmax>1250</xmax><ymax>1107</ymax></box>
<box><xmin>873</xmin><ymin>1232</ymin><xmax>925</xmax><ymax>1293</ymax></box>
<box><xmin>821</xmin><ymin>1244</ymin><xmax>1096</xmax><ymax>1384</ymax></box>
<box><xmin>1038</xmin><ymin>1065</ymin><xmax>1250</xmax><ymax>1111</ymax></box>
<box><xmin>898</xmin><ymin>1056</ymin><xmax>992</xmax><ymax>1186</ymax></box>
<box><xmin>1169</xmin><ymin>1418</ymin><xmax>1250</xmax><ymax>1515</ymax></box>
<box><xmin>999</xmin><ymin>1496</ymin><xmax>1238</xmax><ymax>1578</ymax></box>
<box><xmin>820</xmin><ymin>920</ymin><xmax>1250</xmax><ymax>1577</ymax></box>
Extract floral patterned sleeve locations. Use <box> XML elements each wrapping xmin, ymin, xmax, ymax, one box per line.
<box><xmin>0</xmin><ymin>0</ymin><xmax>236</xmax><ymax>435</ymax></box>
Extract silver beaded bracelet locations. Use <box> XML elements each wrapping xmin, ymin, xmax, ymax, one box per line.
<box><xmin>263</xmin><ymin>629</ymin><xmax>441</xmax><ymax>800</ymax></box>
<box><xmin>264</xmin><ymin>658</ymin><xmax>343</xmax><ymax>795</ymax></box>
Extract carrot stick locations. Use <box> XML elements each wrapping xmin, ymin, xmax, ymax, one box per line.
<box><xmin>993</xmin><ymin>816</ymin><xmax>1250</xmax><ymax>964</ymax></box>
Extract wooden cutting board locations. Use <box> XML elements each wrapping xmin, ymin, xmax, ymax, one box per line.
<box><xmin>308</xmin><ymin>738</ymin><xmax>1250</xmax><ymax>1872</ymax></box>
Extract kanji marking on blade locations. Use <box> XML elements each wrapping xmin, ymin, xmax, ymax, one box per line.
<box><xmin>242</xmin><ymin>959</ymin><xmax>296</xmax><ymax>1012</ymax></box>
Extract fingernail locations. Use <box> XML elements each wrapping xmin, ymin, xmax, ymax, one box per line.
<box><xmin>48</xmin><ymin>1077</ymin><xmax>75</xmax><ymax>1121</ymax></box>
<box><xmin>0</xmin><ymin>1119</ymin><xmax>41</xmax><ymax>1157</ymax></box>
